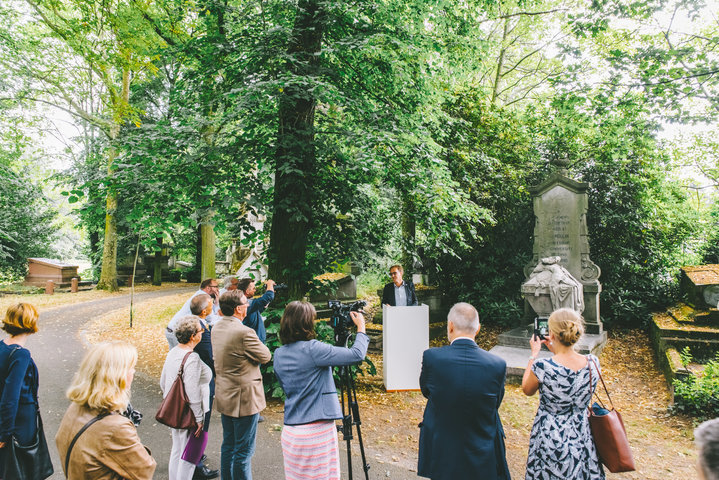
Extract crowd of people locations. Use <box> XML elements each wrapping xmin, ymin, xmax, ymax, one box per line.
<box><xmin>1</xmin><ymin>266</ymin><xmax>719</xmax><ymax>480</ymax></box>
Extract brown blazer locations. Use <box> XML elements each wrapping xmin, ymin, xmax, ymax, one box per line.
<box><xmin>55</xmin><ymin>403</ymin><xmax>156</xmax><ymax>480</ymax></box>
<box><xmin>211</xmin><ymin>315</ymin><xmax>272</xmax><ymax>418</ymax></box>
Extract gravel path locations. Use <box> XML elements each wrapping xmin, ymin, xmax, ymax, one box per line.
<box><xmin>27</xmin><ymin>287</ymin><xmax>413</xmax><ymax>480</ymax></box>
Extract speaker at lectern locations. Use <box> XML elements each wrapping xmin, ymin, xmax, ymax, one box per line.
<box><xmin>382</xmin><ymin>304</ymin><xmax>429</xmax><ymax>391</ymax></box>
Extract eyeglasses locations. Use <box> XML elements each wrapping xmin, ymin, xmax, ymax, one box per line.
<box><xmin>389</xmin><ymin>271</ymin><xmax>400</xmax><ymax>276</ymax></box>
<box><xmin>209</xmin><ymin>284</ymin><xmax>219</xmax><ymax>288</ymax></box>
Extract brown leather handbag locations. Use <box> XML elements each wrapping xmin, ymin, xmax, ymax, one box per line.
<box><xmin>587</xmin><ymin>357</ymin><xmax>635</xmax><ymax>473</ymax></box>
<box><xmin>155</xmin><ymin>351</ymin><xmax>198</xmax><ymax>430</ymax></box>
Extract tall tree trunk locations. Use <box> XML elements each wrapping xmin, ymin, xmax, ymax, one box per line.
<box><xmin>96</xmin><ymin>186</ymin><xmax>118</xmax><ymax>290</ymax></box>
<box><xmin>153</xmin><ymin>236</ymin><xmax>163</xmax><ymax>286</ymax></box>
<box><xmin>268</xmin><ymin>0</ymin><xmax>324</xmax><ymax>299</ymax></box>
<box><xmin>200</xmin><ymin>212</ymin><xmax>216</xmax><ymax>281</ymax></box>
<box><xmin>97</xmin><ymin>66</ymin><xmax>131</xmax><ymax>291</ymax></box>
<box><xmin>96</xmin><ymin>137</ymin><xmax>120</xmax><ymax>291</ymax></box>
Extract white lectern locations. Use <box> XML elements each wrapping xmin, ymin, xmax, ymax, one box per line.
<box><xmin>382</xmin><ymin>304</ymin><xmax>429</xmax><ymax>391</ymax></box>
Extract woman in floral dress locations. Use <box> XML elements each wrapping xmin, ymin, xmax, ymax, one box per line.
<box><xmin>522</xmin><ymin>308</ymin><xmax>605</xmax><ymax>480</ymax></box>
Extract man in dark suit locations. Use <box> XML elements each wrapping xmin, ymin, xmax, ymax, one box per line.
<box><xmin>189</xmin><ymin>294</ymin><xmax>219</xmax><ymax>480</ymax></box>
<box><xmin>418</xmin><ymin>302</ymin><xmax>510</xmax><ymax>480</ymax></box>
<box><xmin>382</xmin><ymin>264</ymin><xmax>418</xmax><ymax>306</ymax></box>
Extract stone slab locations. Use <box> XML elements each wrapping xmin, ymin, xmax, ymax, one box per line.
<box><xmin>497</xmin><ymin>325</ymin><xmax>607</xmax><ymax>354</ymax></box>
<box><xmin>490</xmin><ymin>331</ymin><xmax>608</xmax><ymax>385</ymax></box>
<box><xmin>488</xmin><ymin>346</ymin><xmax>553</xmax><ymax>384</ymax></box>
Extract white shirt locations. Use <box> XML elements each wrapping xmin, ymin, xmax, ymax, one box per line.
<box><xmin>450</xmin><ymin>335</ymin><xmax>476</xmax><ymax>345</ymax></box>
<box><xmin>168</xmin><ymin>289</ymin><xmax>220</xmax><ymax>330</ymax></box>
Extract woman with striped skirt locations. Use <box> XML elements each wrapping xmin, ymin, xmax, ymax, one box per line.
<box><xmin>273</xmin><ymin>301</ymin><xmax>369</xmax><ymax>480</ymax></box>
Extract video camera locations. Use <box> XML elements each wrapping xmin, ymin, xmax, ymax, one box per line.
<box><xmin>273</xmin><ymin>283</ymin><xmax>289</xmax><ymax>291</ymax></box>
<box><xmin>328</xmin><ymin>300</ymin><xmax>366</xmax><ymax>345</ymax></box>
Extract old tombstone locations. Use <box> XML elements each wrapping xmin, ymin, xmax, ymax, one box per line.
<box><xmin>680</xmin><ymin>265</ymin><xmax>719</xmax><ymax>309</ymax></box>
<box><xmin>489</xmin><ymin>171</ymin><xmax>607</xmax><ymax>383</ymax></box>
<box><xmin>523</xmin><ymin>172</ymin><xmax>602</xmax><ymax>331</ymax></box>
<box><xmin>24</xmin><ymin>258</ymin><xmax>80</xmax><ymax>287</ymax></box>
<box><xmin>70</xmin><ymin>277</ymin><xmax>79</xmax><ymax>293</ymax></box>
<box><xmin>45</xmin><ymin>280</ymin><xmax>54</xmax><ymax>295</ymax></box>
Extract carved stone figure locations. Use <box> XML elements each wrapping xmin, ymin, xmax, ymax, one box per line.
<box><xmin>523</xmin><ymin>256</ymin><xmax>584</xmax><ymax>314</ymax></box>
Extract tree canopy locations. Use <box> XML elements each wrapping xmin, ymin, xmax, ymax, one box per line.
<box><xmin>1</xmin><ymin>0</ymin><xmax>717</xmax><ymax>326</ymax></box>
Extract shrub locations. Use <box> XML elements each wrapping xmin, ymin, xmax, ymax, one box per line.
<box><xmin>261</xmin><ymin>307</ymin><xmax>376</xmax><ymax>400</ymax></box>
<box><xmin>671</xmin><ymin>349</ymin><xmax>719</xmax><ymax>421</ymax></box>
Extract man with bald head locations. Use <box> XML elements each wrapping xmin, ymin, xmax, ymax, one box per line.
<box><xmin>417</xmin><ymin>302</ymin><xmax>510</xmax><ymax>480</ymax></box>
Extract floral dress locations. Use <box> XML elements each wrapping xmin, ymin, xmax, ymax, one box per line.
<box><xmin>525</xmin><ymin>354</ymin><xmax>605</xmax><ymax>480</ymax></box>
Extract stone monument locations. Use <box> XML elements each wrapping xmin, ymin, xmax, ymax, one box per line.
<box><xmin>489</xmin><ymin>170</ymin><xmax>608</xmax><ymax>383</ymax></box>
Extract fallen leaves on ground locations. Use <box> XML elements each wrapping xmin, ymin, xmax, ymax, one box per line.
<box><xmin>80</xmin><ymin>294</ymin><xmax>699</xmax><ymax>479</ymax></box>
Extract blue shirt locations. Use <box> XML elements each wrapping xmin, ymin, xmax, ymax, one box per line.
<box><xmin>394</xmin><ymin>282</ymin><xmax>408</xmax><ymax>306</ymax></box>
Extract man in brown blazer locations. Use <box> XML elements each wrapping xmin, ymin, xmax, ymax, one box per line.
<box><xmin>212</xmin><ymin>290</ymin><xmax>271</xmax><ymax>480</ymax></box>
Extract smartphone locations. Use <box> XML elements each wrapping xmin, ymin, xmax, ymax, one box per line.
<box><xmin>534</xmin><ymin>316</ymin><xmax>549</xmax><ymax>340</ymax></box>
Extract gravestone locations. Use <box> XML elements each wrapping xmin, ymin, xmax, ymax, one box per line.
<box><xmin>24</xmin><ymin>258</ymin><xmax>79</xmax><ymax>287</ymax></box>
<box><xmin>680</xmin><ymin>265</ymin><xmax>719</xmax><ymax>309</ymax></box>
<box><xmin>523</xmin><ymin>172</ymin><xmax>602</xmax><ymax>333</ymax></box>
<box><xmin>489</xmin><ymin>171</ymin><xmax>607</xmax><ymax>383</ymax></box>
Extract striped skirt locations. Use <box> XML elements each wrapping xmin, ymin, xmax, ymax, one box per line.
<box><xmin>281</xmin><ymin>420</ymin><xmax>340</xmax><ymax>480</ymax></box>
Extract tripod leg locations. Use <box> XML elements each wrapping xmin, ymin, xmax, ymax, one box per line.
<box><xmin>337</xmin><ymin>366</ymin><xmax>354</xmax><ymax>480</ymax></box>
<box><xmin>348</xmin><ymin>369</ymin><xmax>370</xmax><ymax>480</ymax></box>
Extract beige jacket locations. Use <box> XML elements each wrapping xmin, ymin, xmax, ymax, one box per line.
<box><xmin>55</xmin><ymin>403</ymin><xmax>156</xmax><ymax>480</ymax></box>
<box><xmin>211</xmin><ymin>315</ymin><xmax>271</xmax><ymax>418</ymax></box>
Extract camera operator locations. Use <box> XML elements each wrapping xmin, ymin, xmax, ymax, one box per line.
<box><xmin>237</xmin><ymin>278</ymin><xmax>275</xmax><ymax>344</ymax></box>
<box><xmin>273</xmin><ymin>301</ymin><xmax>368</xmax><ymax>480</ymax></box>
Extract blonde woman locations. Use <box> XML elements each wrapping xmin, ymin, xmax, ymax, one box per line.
<box><xmin>0</xmin><ymin>303</ymin><xmax>45</xmax><ymax>473</ymax></box>
<box><xmin>55</xmin><ymin>342</ymin><xmax>156</xmax><ymax>479</ymax></box>
<box><xmin>160</xmin><ymin>315</ymin><xmax>212</xmax><ymax>480</ymax></box>
<box><xmin>522</xmin><ymin>308</ymin><xmax>604</xmax><ymax>480</ymax></box>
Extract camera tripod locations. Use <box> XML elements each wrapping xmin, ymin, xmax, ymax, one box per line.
<box><xmin>335</xmin><ymin>334</ymin><xmax>370</xmax><ymax>480</ymax></box>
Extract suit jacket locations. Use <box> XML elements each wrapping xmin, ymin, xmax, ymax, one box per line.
<box><xmin>381</xmin><ymin>281</ymin><xmax>418</xmax><ymax>306</ymax></box>
<box><xmin>55</xmin><ymin>403</ymin><xmax>156</xmax><ymax>480</ymax></box>
<box><xmin>211</xmin><ymin>315</ymin><xmax>271</xmax><ymax>418</ymax></box>
<box><xmin>418</xmin><ymin>338</ymin><xmax>510</xmax><ymax>480</ymax></box>
<box><xmin>194</xmin><ymin>318</ymin><xmax>215</xmax><ymax>377</ymax></box>
<box><xmin>274</xmin><ymin>333</ymin><xmax>369</xmax><ymax>425</ymax></box>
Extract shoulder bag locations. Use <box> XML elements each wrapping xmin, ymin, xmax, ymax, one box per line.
<box><xmin>587</xmin><ymin>356</ymin><xmax>636</xmax><ymax>473</ymax></box>
<box><xmin>155</xmin><ymin>351</ymin><xmax>198</xmax><ymax>430</ymax></box>
<box><xmin>2</xmin><ymin>347</ymin><xmax>54</xmax><ymax>480</ymax></box>
<box><xmin>63</xmin><ymin>412</ymin><xmax>110</xmax><ymax>476</ymax></box>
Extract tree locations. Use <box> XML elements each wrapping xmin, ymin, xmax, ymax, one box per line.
<box><xmin>0</xmin><ymin>0</ymin><xmax>164</xmax><ymax>290</ymax></box>
<box><xmin>0</xmin><ymin>116</ymin><xmax>58</xmax><ymax>279</ymax></box>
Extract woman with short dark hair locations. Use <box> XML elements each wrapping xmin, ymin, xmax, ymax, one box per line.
<box><xmin>273</xmin><ymin>301</ymin><xmax>368</xmax><ymax>480</ymax></box>
<box><xmin>0</xmin><ymin>303</ymin><xmax>45</xmax><ymax>473</ymax></box>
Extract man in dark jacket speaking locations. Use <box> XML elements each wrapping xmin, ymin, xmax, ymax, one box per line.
<box><xmin>381</xmin><ymin>264</ymin><xmax>418</xmax><ymax>306</ymax></box>
<box><xmin>417</xmin><ymin>302</ymin><xmax>510</xmax><ymax>480</ymax></box>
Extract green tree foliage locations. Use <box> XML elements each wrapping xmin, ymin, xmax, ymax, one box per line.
<box><xmin>1</xmin><ymin>0</ymin><xmax>717</xmax><ymax>332</ymax></box>
<box><xmin>0</xmin><ymin>127</ymin><xmax>58</xmax><ymax>280</ymax></box>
